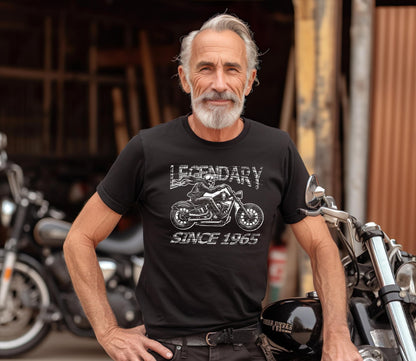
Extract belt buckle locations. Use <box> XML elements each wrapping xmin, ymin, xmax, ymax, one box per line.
<box><xmin>205</xmin><ymin>332</ymin><xmax>217</xmax><ymax>346</ymax></box>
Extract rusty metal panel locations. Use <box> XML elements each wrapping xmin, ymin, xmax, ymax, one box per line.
<box><xmin>368</xmin><ymin>6</ymin><xmax>416</xmax><ymax>252</ymax></box>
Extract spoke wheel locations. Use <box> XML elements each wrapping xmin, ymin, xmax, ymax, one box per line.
<box><xmin>0</xmin><ymin>258</ymin><xmax>51</xmax><ymax>357</ymax></box>
<box><xmin>170</xmin><ymin>206</ymin><xmax>194</xmax><ymax>230</ymax></box>
<box><xmin>236</xmin><ymin>203</ymin><xmax>264</xmax><ymax>231</ymax></box>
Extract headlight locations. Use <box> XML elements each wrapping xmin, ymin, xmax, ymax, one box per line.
<box><xmin>395</xmin><ymin>261</ymin><xmax>416</xmax><ymax>295</ymax></box>
<box><xmin>1</xmin><ymin>198</ymin><xmax>16</xmax><ymax>227</ymax></box>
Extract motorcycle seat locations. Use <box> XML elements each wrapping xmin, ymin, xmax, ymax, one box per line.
<box><xmin>34</xmin><ymin>218</ymin><xmax>144</xmax><ymax>255</ymax></box>
<box><xmin>97</xmin><ymin>223</ymin><xmax>144</xmax><ymax>255</ymax></box>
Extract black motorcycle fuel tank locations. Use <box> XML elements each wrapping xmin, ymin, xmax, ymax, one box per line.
<box><xmin>261</xmin><ymin>293</ymin><xmax>323</xmax><ymax>359</ymax></box>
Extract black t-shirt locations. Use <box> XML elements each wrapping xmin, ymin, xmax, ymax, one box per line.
<box><xmin>97</xmin><ymin>116</ymin><xmax>309</xmax><ymax>338</ymax></box>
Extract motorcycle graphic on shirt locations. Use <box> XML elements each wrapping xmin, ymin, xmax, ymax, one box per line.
<box><xmin>170</xmin><ymin>174</ymin><xmax>264</xmax><ymax>231</ymax></box>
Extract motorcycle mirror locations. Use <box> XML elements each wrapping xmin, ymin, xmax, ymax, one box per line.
<box><xmin>305</xmin><ymin>174</ymin><xmax>326</xmax><ymax>209</ymax></box>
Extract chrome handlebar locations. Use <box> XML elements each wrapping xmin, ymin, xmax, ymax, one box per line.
<box><xmin>301</xmin><ymin>206</ymin><xmax>351</xmax><ymax>222</ymax></box>
<box><xmin>300</xmin><ymin>202</ymin><xmax>416</xmax><ymax>361</ymax></box>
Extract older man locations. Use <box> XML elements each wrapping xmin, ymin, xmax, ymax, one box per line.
<box><xmin>64</xmin><ymin>14</ymin><xmax>362</xmax><ymax>361</ymax></box>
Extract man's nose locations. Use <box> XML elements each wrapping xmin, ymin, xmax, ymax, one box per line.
<box><xmin>212</xmin><ymin>69</ymin><xmax>227</xmax><ymax>92</ymax></box>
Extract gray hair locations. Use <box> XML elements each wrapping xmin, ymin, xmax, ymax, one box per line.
<box><xmin>178</xmin><ymin>14</ymin><xmax>259</xmax><ymax>85</ymax></box>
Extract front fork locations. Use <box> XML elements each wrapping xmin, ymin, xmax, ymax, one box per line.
<box><xmin>363</xmin><ymin>223</ymin><xmax>416</xmax><ymax>361</ymax></box>
<box><xmin>234</xmin><ymin>196</ymin><xmax>251</xmax><ymax>218</ymax></box>
<box><xmin>0</xmin><ymin>198</ymin><xmax>29</xmax><ymax>309</ymax></box>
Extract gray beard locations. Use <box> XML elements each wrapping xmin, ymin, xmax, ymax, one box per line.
<box><xmin>191</xmin><ymin>90</ymin><xmax>245</xmax><ymax>130</ymax></box>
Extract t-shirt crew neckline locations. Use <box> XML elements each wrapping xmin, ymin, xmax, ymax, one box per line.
<box><xmin>181</xmin><ymin>115</ymin><xmax>250</xmax><ymax>148</ymax></box>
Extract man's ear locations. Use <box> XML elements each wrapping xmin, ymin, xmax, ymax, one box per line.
<box><xmin>244</xmin><ymin>69</ymin><xmax>257</xmax><ymax>96</ymax></box>
<box><xmin>178</xmin><ymin>66</ymin><xmax>191</xmax><ymax>94</ymax></box>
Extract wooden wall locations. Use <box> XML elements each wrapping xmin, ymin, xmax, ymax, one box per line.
<box><xmin>367</xmin><ymin>6</ymin><xmax>416</xmax><ymax>252</ymax></box>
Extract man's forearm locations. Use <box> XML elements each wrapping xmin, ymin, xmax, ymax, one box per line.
<box><xmin>291</xmin><ymin>217</ymin><xmax>350</xmax><ymax>335</ymax></box>
<box><xmin>63</xmin><ymin>231</ymin><xmax>118</xmax><ymax>339</ymax></box>
<box><xmin>310</xmin><ymin>239</ymin><xmax>350</xmax><ymax>336</ymax></box>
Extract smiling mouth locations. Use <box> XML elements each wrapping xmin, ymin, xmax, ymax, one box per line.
<box><xmin>196</xmin><ymin>90</ymin><xmax>239</xmax><ymax>106</ymax></box>
<box><xmin>206</xmin><ymin>99</ymin><xmax>231</xmax><ymax>105</ymax></box>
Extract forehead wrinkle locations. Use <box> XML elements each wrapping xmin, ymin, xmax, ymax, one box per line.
<box><xmin>195</xmin><ymin>60</ymin><xmax>243</xmax><ymax>70</ymax></box>
<box><xmin>190</xmin><ymin>29</ymin><xmax>247</xmax><ymax>67</ymax></box>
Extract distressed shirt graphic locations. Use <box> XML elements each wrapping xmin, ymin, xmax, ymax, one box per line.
<box><xmin>169</xmin><ymin>165</ymin><xmax>265</xmax><ymax>246</ymax></box>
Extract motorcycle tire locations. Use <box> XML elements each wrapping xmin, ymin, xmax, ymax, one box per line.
<box><xmin>236</xmin><ymin>203</ymin><xmax>264</xmax><ymax>231</ymax></box>
<box><xmin>170</xmin><ymin>205</ymin><xmax>195</xmax><ymax>230</ymax></box>
<box><xmin>0</xmin><ymin>254</ymin><xmax>51</xmax><ymax>357</ymax></box>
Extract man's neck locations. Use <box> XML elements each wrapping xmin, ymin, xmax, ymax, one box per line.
<box><xmin>187</xmin><ymin>114</ymin><xmax>244</xmax><ymax>142</ymax></box>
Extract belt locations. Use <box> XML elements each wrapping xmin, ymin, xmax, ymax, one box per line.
<box><xmin>158</xmin><ymin>324</ymin><xmax>260</xmax><ymax>347</ymax></box>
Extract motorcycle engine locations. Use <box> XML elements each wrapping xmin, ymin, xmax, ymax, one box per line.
<box><xmin>63</xmin><ymin>286</ymin><xmax>141</xmax><ymax>330</ymax></box>
<box><xmin>63</xmin><ymin>293</ymin><xmax>91</xmax><ymax>329</ymax></box>
<box><xmin>45</xmin><ymin>252</ymin><xmax>73</xmax><ymax>290</ymax></box>
<box><xmin>108</xmin><ymin>285</ymin><xmax>142</xmax><ymax>328</ymax></box>
<box><xmin>47</xmin><ymin>253</ymin><xmax>141</xmax><ymax>329</ymax></box>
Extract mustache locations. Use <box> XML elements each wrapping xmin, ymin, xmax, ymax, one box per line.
<box><xmin>195</xmin><ymin>90</ymin><xmax>240</xmax><ymax>104</ymax></box>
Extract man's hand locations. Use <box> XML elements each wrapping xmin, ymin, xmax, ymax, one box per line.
<box><xmin>321</xmin><ymin>331</ymin><xmax>362</xmax><ymax>361</ymax></box>
<box><xmin>97</xmin><ymin>325</ymin><xmax>173</xmax><ymax>361</ymax></box>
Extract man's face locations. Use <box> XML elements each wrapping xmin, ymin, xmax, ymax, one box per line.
<box><xmin>179</xmin><ymin>29</ymin><xmax>257</xmax><ymax>129</ymax></box>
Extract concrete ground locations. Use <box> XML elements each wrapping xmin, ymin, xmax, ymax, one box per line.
<box><xmin>4</xmin><ymin>331</ymin><xmax>110</xmax><ymax>361</ymax></box>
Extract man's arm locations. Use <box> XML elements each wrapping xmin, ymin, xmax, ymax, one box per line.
<box><xmin>290</xmin><ymin>216</ymin><xmax>362</xmax><ymax>361</ymax></box>
<box><xmin>63</xmin><ymin>192</ymin><xmax>172</xmax><ymax>361</ymax></box>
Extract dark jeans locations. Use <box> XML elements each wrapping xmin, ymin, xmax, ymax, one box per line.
<box><xmin>150</xmin><ymin>341</ymin><xmax>267</xmax><ymax>361</ymax></box>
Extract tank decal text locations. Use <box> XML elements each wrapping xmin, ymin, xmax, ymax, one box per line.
<box><xmin>262</xmin><ymin>319</ymin><xmax>293</xmax><ymax>333</ymax></box>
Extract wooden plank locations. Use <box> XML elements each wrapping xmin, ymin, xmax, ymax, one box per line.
<box><xmin>315</xmin><ymin>0</ymin><xmax>341</xmax><ymax>196</ymax></box>
<box><xmin>89</xmin><ymin>21</ymin><xmax>98</xmax><ymax>155</ymax></box>
<box><xmin>125</xmin><ymin>26</ymin><xmax>141</xmax><ymax>135</ymax></box>
<box><xmin>292</xmin><ymin>0</ymin><xmax>342</xmax><ymax>297</ymax></box>
<box><xmin>96</xmin><ymin>46</ymin><xmax>177</xmax><ymax>68</ymax></box>
<box><xmin>292</xmin><ymin>0</ymin><xmax>317</xmax><ymax>175</ymax></box>
<box><xmin>56</xmin><ymin>14</ymin><xmax>66</xmax><ymax>156</ymax></box>
<box><xmin>292</xmin><ymin>0</ymin><xmax>317</xmax><ymax>297</ymax></box>
<box><xmin>279</xmin><ymin>46</ymin><xmax>295</xmax><ymax>132</ymax></box>
<box><xmin>42</xmin><ymin>16</ymin><xmax>52</xmax><ymax>154</ymax></box>
<box><xmin>277</xmin><ymin>46</ymin><xmax>299</xmax><ymax>300</ymax></box>
<box><xmin>139</xmin><ymin>30</ymin><xmax>161</xmax><ymax>127</ymax></box>
<box><xmin>97</xmin><ymin>48</ymin><xmax>143</xmax><ymax>67</ymax></box>
<box><xmin>111</xmin><ymin>87</ymin><xmax>129</xmax><ymax>153</ymax></box>
<box><xmin>126</xmin><ymin>66</ymin><xmax>141</xmax><ymax>135</ymax></box>
<box><xmin>0</xmin><ymin>66</ymin><xmax>124</xmax><ymax>83</ymax></box>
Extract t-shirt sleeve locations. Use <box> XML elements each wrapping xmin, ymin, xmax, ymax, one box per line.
<box><xmin>279</xmin><ymin>136</ymin><xmax>310</xmax><ymax>224</ymax></box>
<box><xmin>97</xmin><ymin>134</ymin><xmax>144</xmax><ymax>214</ymax></box>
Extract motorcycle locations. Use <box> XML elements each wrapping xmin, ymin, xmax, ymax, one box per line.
<box><xmin>261</xmin><ymin>174</ymin><xmax>416</xmax><ymax>361</ymax></box>
<box><xmin>0</xmin><ymin>133</ymin><xmax>144</xmax><ymax>357</ymax></box>
<box><xmin>170</xmin><ymin>184</ymin><xmax>264</xmax><ymax>231</ymax></box>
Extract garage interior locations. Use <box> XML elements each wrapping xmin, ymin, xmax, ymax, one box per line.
<box><xmin>0</xmin><ymin>0</ymin><xmax>415</xmax><ymax>299</ymax></box>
